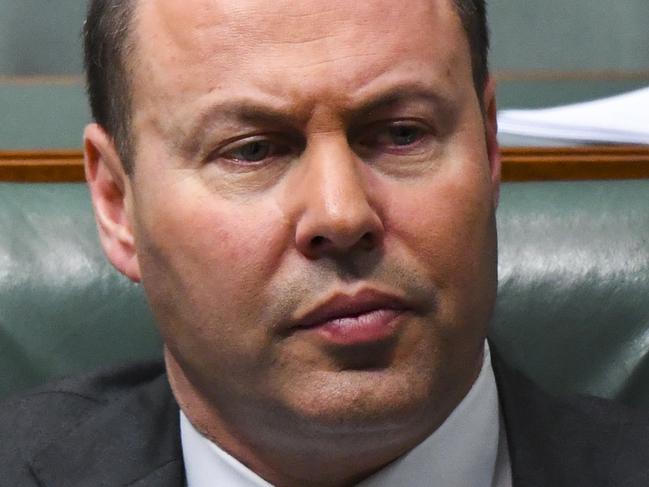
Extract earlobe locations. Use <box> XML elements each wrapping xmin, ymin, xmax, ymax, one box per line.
<box><xmin>84</xmin><ymin>123</ymin><xmax>142</xmax><ymax>282</ymax></box>
<box><xmin>482</xmin><ymin>77</ymin><xmax>501</xmax><ymax>208</ymax></box>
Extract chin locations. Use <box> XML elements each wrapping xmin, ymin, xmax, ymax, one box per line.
<box><xmin>275</xmin><ymin>367</ymin><xmax>442</xmax><ymax>435</ymax></box>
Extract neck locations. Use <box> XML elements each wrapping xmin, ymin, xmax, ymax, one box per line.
<box><xmin>167</xmin><ymin>349</ymin><xmax>483</xmax><ymax>487</ymax></box>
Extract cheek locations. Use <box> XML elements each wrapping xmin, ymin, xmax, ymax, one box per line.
<box><xmin>153</xmin><ymin>190</ymin><xmax>285</xmax><ymax>277</ymax></box>
<box><xmin>133</xmin><ymin>183</ymin><xmax>291</xmax><ymax>355</ymax></box>
<box><xmin>384</xmin><ymin>170</ymin><xmax>497</xmax><ymax>321</ymax></box>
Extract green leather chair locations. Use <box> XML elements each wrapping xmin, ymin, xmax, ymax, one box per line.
<box><xmin>2</xmin><ymin>180</ymin><xmax>649</xmax><ymax>407</ymax></box>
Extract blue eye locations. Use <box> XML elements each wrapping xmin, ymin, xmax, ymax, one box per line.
<box><xmin>229</xmin><ymin>141</ymin><xmax>273</xmax><ymax>162</ymax></box>
<box><xmin>355</xmin><ymin>121</ymin><xmax>430</xmax><ymax>154</ymax></box>
<box><xmin>219</xmin><ymin>137</ymin><xmax>292</xmax><ymax>165</ymax></box>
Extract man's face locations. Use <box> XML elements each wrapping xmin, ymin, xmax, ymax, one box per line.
<box><xmin>102</xmin><ymin>0</ymin><xmax>499</xmax><ymax>440</ymax></box>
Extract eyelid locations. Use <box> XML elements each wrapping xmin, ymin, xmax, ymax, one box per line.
<box><xmin>223</xmin><ymin>135</ymin><xmax>273</xmax><ymax>154</ymax></box>
<box><xmin>373</xmin><ymin>118</ymin><xmax>432</xmax><ymax>130</ymax></box>
<box><xmin>355</xmin><ymin>117</ymin><xmax>432</xmax><ymax>134</ymax></box>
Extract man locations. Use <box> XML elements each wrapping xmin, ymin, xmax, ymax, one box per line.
<box><xmin>1</xmin><ymin>0</ymin><xmax>649</xmax><ymax>486</ymax></box>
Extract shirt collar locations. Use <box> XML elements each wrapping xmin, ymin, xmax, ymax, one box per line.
<box><xmin>181</xmin><ymin>413</ymin><xmax>273</xmax><ymax>487</ymax></box>
<box><xmin>181</xmin><ymin>342</ymin><xmax>504</xmax><ymax>487</ymax></box>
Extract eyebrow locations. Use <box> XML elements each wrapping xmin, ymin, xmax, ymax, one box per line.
<box><xmin>351</xmin><ymin>84</ymin><xmax>453</xmax><ymax>119</ymax></box>
<box><xmin>177</xmin><ymin>102</ymin><xmax>301</xmax><ymax>158</ymax></box>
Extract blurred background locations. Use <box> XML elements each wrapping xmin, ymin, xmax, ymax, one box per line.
<box><xmin>1</xmin><ymin>0</ymin><xmax>648</xmax><ymax>149</ymax></box>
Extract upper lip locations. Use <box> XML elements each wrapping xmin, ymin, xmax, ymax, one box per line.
<box><xmin>292</xmin><ymin>288</ymin><xmax>410</xmax><ymax>330</ymax></box>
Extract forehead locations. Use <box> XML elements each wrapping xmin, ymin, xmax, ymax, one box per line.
<box><xmin>130</xmin><ymin>0</ymin><xmax>471</xmax><ymax>127</ymax></box>
<box><xmin>134</xmin><ymin>0</ymin><xmax>462</xmax><ymax>51</ymax></box>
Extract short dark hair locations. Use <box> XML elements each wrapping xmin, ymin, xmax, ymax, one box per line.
<box><xmin>453</xmin><ymin>0</ymin><xmax>489</xmax><ymax>95</ymax></box>
<box><xmin>83</xmin><ymin>0</ymin><xmax>489</xmax><ymax>174</ymax></box>
<box><xmin>84</xmin><ymin>0</ymin><xmax>137</xmax><ymax>173</ymax></box>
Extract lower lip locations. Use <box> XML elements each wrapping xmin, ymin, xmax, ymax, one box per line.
<box><xmin>307</xmin><ymin>309</ymin><xmax>404</xmax><ymax>346</ymax></box>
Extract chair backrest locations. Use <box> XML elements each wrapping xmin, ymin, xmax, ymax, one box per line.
<box><xmin>0</xmin><ymin>183</ymin><xmax>161</xmax><ymax>398</ymax></box>
<box><xmin>495</xmin><ymin>180</ymin><xmax>649</xmax><ymax>407</ymax></box>
<box><xmin>2</xmin><ymin>180</ymin><xmax>649</xmax><ymax>407</ymax></box>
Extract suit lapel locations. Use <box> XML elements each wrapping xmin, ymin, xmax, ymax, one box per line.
<box><xmin>491</xmin><ymin>346</ymin><xmax>616</xmax><ymax>487</ymax></box>
<box><xmin>29</xmin><ymin>373</ymin><xmax>184</xmax><ymax>487</ymax></box>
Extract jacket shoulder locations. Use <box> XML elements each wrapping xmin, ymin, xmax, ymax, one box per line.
<box><xmin>0</xmin><ymin>361</ymin><xmax>166</xmax><ymax>484</ymax></box>
<box><xmin>492</xmin><ymin>351</ymin><xmax>649</xmax><ymax>487</ymax></box>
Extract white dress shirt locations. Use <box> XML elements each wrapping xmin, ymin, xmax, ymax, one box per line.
<box><xmin>181</xmin><ymin>342</ymin><xmax>512</xmax><ymax>486</ymax></box>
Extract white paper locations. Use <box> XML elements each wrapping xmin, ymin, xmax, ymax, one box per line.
<box><xmin>497</xmin><ymin>86</ymin><xmax>649</xmax><ymax>145</ymax></box>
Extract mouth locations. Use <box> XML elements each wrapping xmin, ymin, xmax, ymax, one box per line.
<box><xmin>290</xmin><ymin>289</ymin><xmax>411</xmax><ymax>346</ymax></box>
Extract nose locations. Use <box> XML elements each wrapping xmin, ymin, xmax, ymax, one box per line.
<box><xmin>292</xmin><ymin>137</ymin><xmax>385</xmax><ymax>259</ymax></box>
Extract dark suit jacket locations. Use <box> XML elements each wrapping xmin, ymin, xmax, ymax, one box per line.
<box><xmin>1</xmin><ymin>356</ymin><xmax>649</xmax><ymax>486</ymax></box>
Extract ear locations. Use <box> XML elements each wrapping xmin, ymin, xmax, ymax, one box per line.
<box><xmin>84</xmin><ymin>123</ymin><xmax>142</xmax><ymax>282</ymax></box>
<box><xmin>482</xmin><ymin>76</ymin><xmax>501</xmax><ymax>208</ymax></box>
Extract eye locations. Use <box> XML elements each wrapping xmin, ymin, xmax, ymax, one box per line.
<box><xmin>355</xmin><ymin>120</ymin><xmax>431</xmax><ymax>154</ymax></box>
<box><xmin>228</xmin><ymin>140</ymin><xmax>273</xmax><ymax>162</ymax></box>
<box><xmin>206</xmin><ymin>135</ymin><xmax>293</xmax><ymax>166</ymax></box>
<box><xmin>385</xmin><ymin>124</ymin><xmax>424</xmax><ymax>146</ymax></box>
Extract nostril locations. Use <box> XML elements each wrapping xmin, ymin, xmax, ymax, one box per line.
<box><xmin>360</xmin><ymin>232</ymin><xmax>376</xmax><ymax>250</ymax></box>
<box><xmin>309</xmin><ymin>232</ymin><xmax>378</xmax><ymax>252</ymax></box>
<box><xmin>311</xmin><ymin>235</ymin><xmax>326</xmax><ymax>248</ymax></box>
